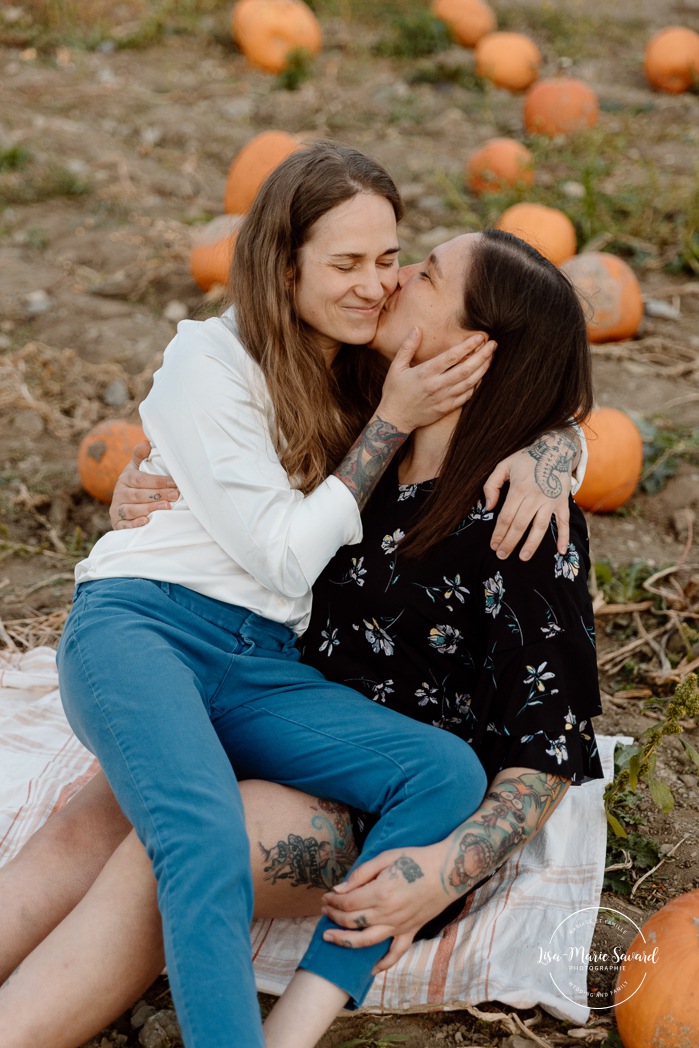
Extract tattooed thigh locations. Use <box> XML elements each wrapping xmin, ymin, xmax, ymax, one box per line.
<box><xmin>257</xmin><ymin>799</ymin><xmax>358</xmax><ymax>892</ymax></box>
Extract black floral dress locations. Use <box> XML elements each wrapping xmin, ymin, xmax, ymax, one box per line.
<box><xmin>301</xmin><ymin>459</ymin><xmax>603</xmax><ymax>789</ymax></box>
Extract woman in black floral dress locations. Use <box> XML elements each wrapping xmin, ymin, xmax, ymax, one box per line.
<box><xmin>0</xmin><ymin>229</ymin><xmax>602</xmax><ymax>1046</ymax></box>
<box><xmin>294</xmin><ymin>230</ymin><xmax>602</xmax><ymax>978</ymax></box>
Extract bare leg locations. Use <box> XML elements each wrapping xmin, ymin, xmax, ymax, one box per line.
<box><xmin>0</xmin><ymin>830</ymin><xmax>163</xmax><ymax>1048</ymax></box>
<box><xmin>259</xmin><ymin>786</ymin><xmax>358</xmax><ymax>1048</ymax></box>
<box><xmin>264</xmin><ymin>971</ymin><xmax>348</xmax><ymax>1048</ymax></box>
<box><xmin>0</xmin><ymin>781</ymin><xmax>358</xmax><ymax>1048</ymax></box>
<box><xmin>0</xmin><ymin>770</ymin><xmax>130</xmax><ymax>983</ymax></box>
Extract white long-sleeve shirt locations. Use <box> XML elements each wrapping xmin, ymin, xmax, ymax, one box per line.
<box><xmin>75</xmin><ymin>312</ymin><xmax>363</xmax><ymax>633</ymax></box>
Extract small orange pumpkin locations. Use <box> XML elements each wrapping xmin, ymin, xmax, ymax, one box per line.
<box><xmin>465</xmin><ymin>137</ymin><xmax>535</xmax><ymax>195</ymax></box>
<box><xmin>475</xmin><ymin>32</ymin><xmax>541</xmax><ymax>92</ymax></box>
<box><xmin>574</xmin><ymin>407</ymin><xmax>644</xmax><ymax>513</ymax></box>
<box><xmin>615</xmin><ymin>889</ymin><xmax>699</xmax><ymax>1048</ymax></box>
<box><xmin>231</xmin><ymin>0</ymin><xmax>322</xmax><ymax>74</ymax></box>
<box><xmin>77</xmin><ymin>420</ymin><xmax>147</xmax><ymax>504</ymax></box>
<box><xmin>431</xmin><ymin>0</ymin><xmax>497</xmax><ymax>49</ymax></box>
<box><xmin>644</xmin><ymin>26</ymin><xmax>699</xmax><ymax>94</ymax></box>
<box><xmin>523</xmin><ymin>77</ymin><xmax>600</xmax><ymax>136</ymax></box>
<box><xmin>495</xmin><ymin>202</ymin><xmax>576</xmax><ymax>265</ymax></box>
<box><xmin>223</xmin><ymin>130</ymin><xmax>299</xmax><ymax>215</ymax></box>
<box><xmin>190</xmin><ymin>215</ymin><xmax>243</xmax><ymax>292</ymax></box>
<box><xmin>561</xmin><ymin>252</ymin><xmax>644</xmax><ymax>343</ymax></box>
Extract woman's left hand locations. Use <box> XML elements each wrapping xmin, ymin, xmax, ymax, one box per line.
<box><xmin>320</xmin><ymin>845</ymin><xmax>454</xmax><ymax>973</ymax></box>
<box><xmin>483</xmin><ymin>430</ymin><xmax>579</xmax><ymax>561</ymax></box>
<box><xmin>110</xmin><ymin>440</ymin><xmax>180</xmax><ymax>530</ymax></box>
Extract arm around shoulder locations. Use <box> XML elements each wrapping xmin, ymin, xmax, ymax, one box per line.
<box><xmin>484</xmin><ymin>425</ymin><xmax>586</xmax><ymax>560</ymax></box>
<box><xmin>139</xmin><ymin>319</ymin><xmax>363</xmax><ymax>597</ymax></box>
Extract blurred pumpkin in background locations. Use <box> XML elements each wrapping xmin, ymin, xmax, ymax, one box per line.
<box><xmin>561</xmin><ymin>252</ymin><xmax>644</xmax><ymax>344</ymax></box>
<box><xmin>524</xmin><ymin>77</ymin><xmax>600</xmax><ymax>136</ymax></box>
<box><xmin>496</xmin><ymin>202</ymin><xmax>577</xmax><ymax>265</ymax></box>
<box><xmin>78</xmin><ymin>420</ymin><xmax>147</xmax><ymax>504</ymax></box>
<box><xmin>224</xmin><ymin>130</ymin><xmax>299</xmax><ymax>215</ymax></box>
<box><xmin>574</xmin><ymin>407</ymin><xmax>644</xmax><ymax>513</ymax></box>
<box><xmin>231</xmin><ymin>0</ymin><xmax>322</xmax><ymax>73</ymax></box>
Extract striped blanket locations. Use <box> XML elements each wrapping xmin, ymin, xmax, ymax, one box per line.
<box><xmin>0</xmin><ymin>646</ymin><xmax>625</xmax><ymax>1024</ymax></box>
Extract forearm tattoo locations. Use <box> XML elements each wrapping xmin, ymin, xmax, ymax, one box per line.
<box><xmin>334</xmin><ymin>415</ymin><xmax>409</xmax><ymax>512</ymax></box>
<box><xmin>444</xmin><ymin>772</ymin><xmax>568</xmax><ymax>895</ymax></box>
<box><xmin>259</xmin><ymin>800</ymin><xmax>357</xmax><ymax>891</ymax></box>
<box><xmin>526</xmin><ymin>430</ymin><xmax>577</xmax><ymax>499</ymax></box>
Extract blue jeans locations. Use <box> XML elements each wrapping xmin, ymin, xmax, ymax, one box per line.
<box><xmin>58</xmin><ymin>578</ymin><xmax>486</xmax><ymax>1048</ymax></box>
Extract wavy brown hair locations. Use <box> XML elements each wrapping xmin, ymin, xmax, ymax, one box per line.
<box><xmin>401</xmin><ymin>229</ymin><xmax>594</xmax><ymax>558</ymax></box>
<box><xmin>230</xmin><ymin>140</ymin><xmax>401</xmax><ymax>493</ymax></box>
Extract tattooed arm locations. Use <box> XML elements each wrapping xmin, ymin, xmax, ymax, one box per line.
<box><xmin>441</xmin><ymin>768</ymin><xmax>569</xmax><ymax>896</ymax></box>
<box><xmin>483</xmin><ymin>426</ymin><xmax>583</xmax><ymax>562</ymax></box>
<box><xmin>333</xmin><ymin>416</ymin><xmax>410</xmax><ymax>514</ymax></box>
<box><xmin>320</xmin><ymin>768</ymin><xmax>568</xmax><ymax>969</ymax></box>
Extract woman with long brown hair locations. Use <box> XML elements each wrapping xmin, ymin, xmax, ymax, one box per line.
<box><xmin>0</xmin><ymin>224</ymin><xmax>601</xmax><ymax>1048</ymax></box>
<box><xmin>52</xmin><ymin>141</ymin><xmax>496</xmax><ymax>1048</ymax></box>
<box><xmin>264</xmin><ymin>227</ymin><xmax>601</xmax><ymax>1045</ymax></box>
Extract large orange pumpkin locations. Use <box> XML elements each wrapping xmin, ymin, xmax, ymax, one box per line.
<box><xmin>644</xmin><ymin>26</ymin><xmax>699</xmax><ymax>94</ymax></box>
<box><xmin>475</xmin><ymin>31</ymin><xmax>541</xmax><ymax>92</ymax></box>
<box><xmin>431</xmin><ymin>0</ymin><xmax>496</xmax><ymax>49</ymax></box>
<box><xmin>190</xmin><ymin>215</ymin><xmax>243</xmax><ymax>292</ymax></box>
<box><xmin>615</xmin><ymin>889</ymin><xmax>699</xmax><ymax>1048</ymax></box>
<box><xmin>77</xmin><ymin>420</ymin><xmax>147</xmax><ymax>504</ymax></box>
<box><xmin>231</xmin><ymin>0</ymin><xmax>322</xmax><ymax>74</ymax></box>
<box><xmin>574</xmin><ymin>407</ymin><xmax>644</xmax><ymax>513</ymax></box>
<box><xmin>523</xmin><ymin>77</ymin><xmax>600</xmax><ymax>136</ymax></box>
<box><xmin>223</xmin><ymin>130</ymin><xmax>299</xmax><ymax>215</ymax></box>
<box><xmin>495</xmin><ymin>202</ymin><xmax>576</xmax><ymax>265</ymax></box>
<box><xmin>465</xmin><ymin>137</ymin><xmax>535</xmax><ymax>195</ymax></box>
<box><xmin>561</xmin><ymin>252</ymin><xmax>644</xmax><ymax>343</ymax></box>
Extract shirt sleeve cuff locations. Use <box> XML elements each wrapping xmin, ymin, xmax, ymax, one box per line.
<box><xmin>570</xmin><ymin>421</ymin><xmax>588</xmax><ymax>495</ymax></box>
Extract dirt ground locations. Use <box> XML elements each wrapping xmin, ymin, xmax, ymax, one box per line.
<box><xmin>2</xmin><ymin>0</ymin><xmax>699</xmax><ymax>1045</ymax></box>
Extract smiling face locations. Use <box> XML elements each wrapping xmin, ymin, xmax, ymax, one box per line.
<box><xmin>293</xmin><ymin>192</ymin><xmax>400</xmax><ymax>361</ymax></box>
<box><xmin>371</xmin><ymin>232</ymin><xmax>480</xmax><ymax>361</ymax></box>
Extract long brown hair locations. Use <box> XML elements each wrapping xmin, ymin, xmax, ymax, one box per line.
<box><xmin>230</xmin><ymin>140</ymin><xmax>400</xmax><ymax>493</ymax></box>
<box><xmin>401</xmin><ymin>229</ymin><xmax>594</xmax><ymax>557</ymax></box>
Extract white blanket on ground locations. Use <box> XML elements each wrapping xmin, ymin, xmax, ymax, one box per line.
<box><xmin>0</xmin><ymin>646</ymin><xmax>626</xmax><ymax>1024</ymax></box>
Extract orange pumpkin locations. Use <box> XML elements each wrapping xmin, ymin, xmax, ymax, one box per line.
<box><xmin>77</xmin><ymin>420</ymin><xmax>147</xmax><ymax>504</ymax></box>
<box><xmin>561</xmin><ymin>252</ymin><xmax>644</xmax><ymax>343</ymax></box>
<box><xmin>465</xmin><ymin>137</ymin><xmax>535</xmax><ymax>194</ymax></box>
<box><xmin>231</xmin><ymin>0</ymin><xmax>322</xmax><ymax>74</ymax></box>
<box><xmin>523</xmin><ymin>77</ymin><xmax>600</xmax><ymax>136</ymax></box>
<box><xmin>615</xmin><ymin>889</ymin><xmax>699</xmax><ymax>1048</ymax></box>
<box><xmin>495</xmin><ymin>202</ymin><xmax>576</xmax><ymax>265</ymax></box>
<box><xmin>475</xmin><ymin>32</ymin><xmax>541</xmax><ymax>92</ymax></box>
<box><xmin>574</xmin><ymin>407</ymin><xmax>644</xmax><ymax>513</ymax></box>
<box><xmin>644</xmin><ymin>26</ymin><xmax>699</xmax><ymax>94</ymax></box>
<box><xmin>223</xmin><ymin>130</ymin><xmax>299</xmax><ymax>215</ymax></box>
<box><xmin>190</xmin><ymin>215</ymin><xmax>243</xmax><ymax>292</ymax></box>
<box><xmin>431</xmin><ymin>0</ymin><xmax>496</xmax><ymax>49</ymax></box>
